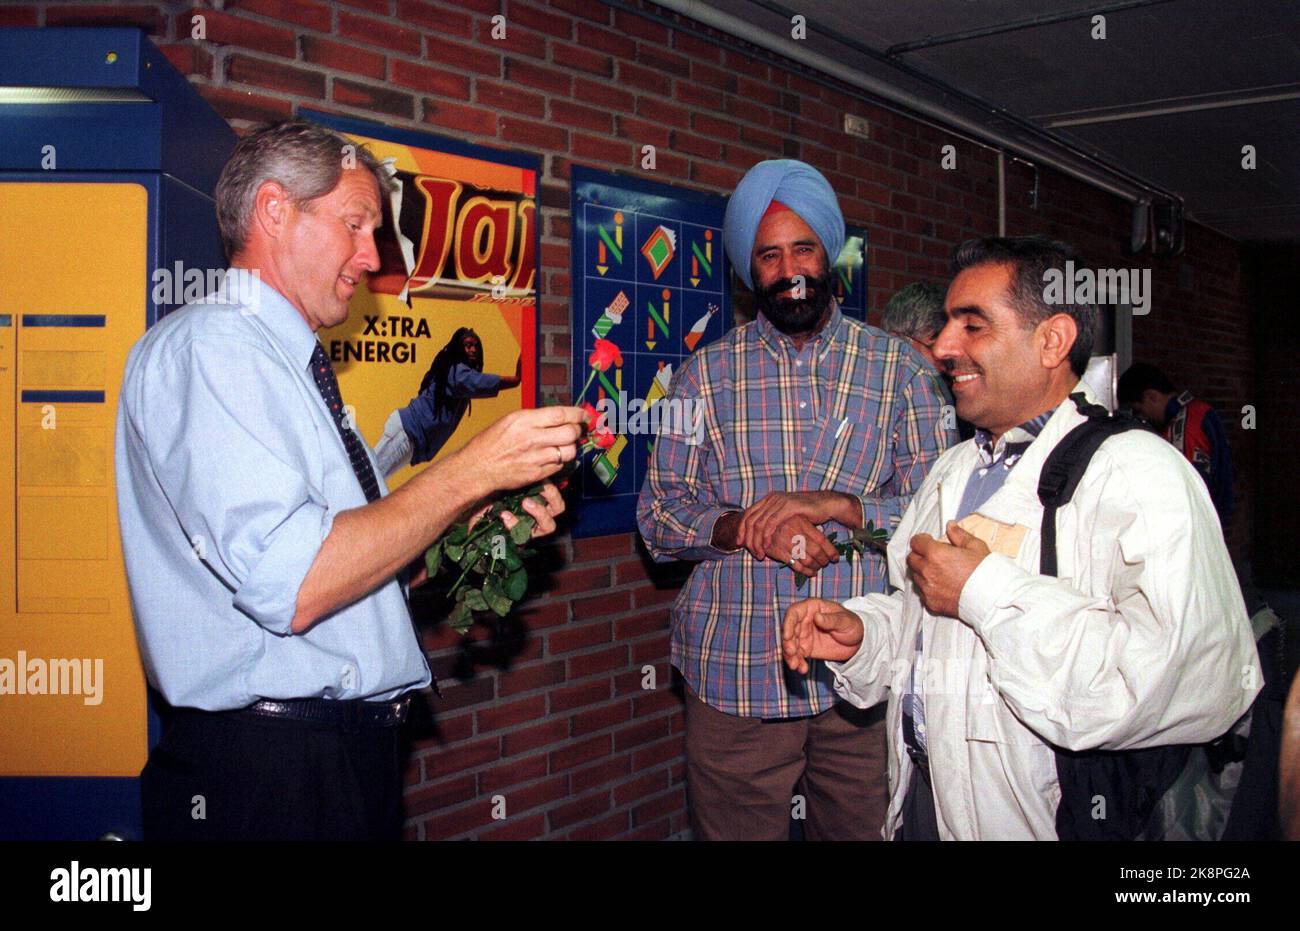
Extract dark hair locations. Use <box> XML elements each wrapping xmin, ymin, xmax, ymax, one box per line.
<box><xmin>951</xmin><ymin>235</ymin><xmax>1098</xmax><ymax>377</ymax></box>
<box><xmin>1117</xmin><ymin>362</ymin><xmax>1176</xmax><ymax>404</ymax></box>
<box><xmin>215</xmin><ymin>118</ymin><xmax>391</xmax><ymax>259</ymax></box>
<box><xmin>882</xmin><ymin>281</ymin><xmax>948</xmax><ymax>342</ymax></box>
<box><xmin>420</xmin><ymin>328</ymin><xmax>483</xmax><ymax>417</ymax></box>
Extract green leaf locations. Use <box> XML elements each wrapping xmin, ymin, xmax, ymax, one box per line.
<box><xmin>509</xmin><ymin>514</ymin><xmax>536</xmax><ymax>545</ymax></box>
<box><xmin>447</xmin><ymin>523</ymin><xmax>468</xmax><ymax>545</ymax></box>
<box><xmin>464</xmin><ymin>588</ymin><xmax>489</xmax><ymax>612</ymax></box>
<box><xmin>794</xmin><ymin>571</ymin><xmax>807</xmax><ymax>590</ymax></box>
<box><xmin>503</xmin><ymin>545</ymin><xmax>524</xmax><ymax>571</ymax></box>
<box><xmin>445</xmin><ymin>542</ymin><xmax>465</xmax><ymax>562</ymax></box>
<box><xmin>483</xmin><ymin>583</ymin><xmax>512</xmax><ymax>617</ymax></box>
<box><xmin>449</xmin><ymin>601</ymin><xmax>474</xmax><ymax>634</ymax></box>
<box><xmin>424</xmin><ymin>540</ymin><xmax>443</xmax><ymax>577</ymax></box>
<box><xmin>504</xmin><ymin>566</ymin><xmax>528</xmax><ymax>601</ymax></box>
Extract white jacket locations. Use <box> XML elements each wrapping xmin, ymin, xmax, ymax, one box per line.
<box><xmin>831</xmin><ymin>384</ymin><xmax>1261</xmax><ymax>840</ymax></box>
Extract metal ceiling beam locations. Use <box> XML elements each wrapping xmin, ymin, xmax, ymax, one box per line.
<box><xmin>884</xmin><ymin>0</ymin><xmax>1181</xmax><ymax>57</ymax></box>
<box><xmin>1042</xmin><ymin>86</ymin><xmax>1300</xmax><ymax>127</ymax></box>
<box><xmin>646</xmin><ymin>0</ymin><xmax>1183</xmax><ymax>206</ymax></box>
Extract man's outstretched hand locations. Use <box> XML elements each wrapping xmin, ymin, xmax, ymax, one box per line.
<box><xmin>781</xmin><ymin>597</ymin><xmax>865</xmax><ymax>674</ymax></box>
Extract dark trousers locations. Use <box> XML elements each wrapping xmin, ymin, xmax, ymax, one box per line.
<box><xmin>140</xmin><ymin>707</ymin><xmax>404</xmax><ymax>841</ymax></box>
<box><xmin>894</xmin><ymin>763</ymin><xmax>941</xmax><ymax>841</ymax></box>
<box><xmin>683</xmin><ymin>686</ymin><xmax>889</xmax><ymax>840</ymax></box>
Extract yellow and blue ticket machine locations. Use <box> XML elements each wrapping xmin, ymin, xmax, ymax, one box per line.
<box><xmin>0</xmin><ymin>27</ymin><xmax>234</xmax><ymax>839</ymax></box>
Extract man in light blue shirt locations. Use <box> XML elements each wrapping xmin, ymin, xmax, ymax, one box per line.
<box><xmin>115</xmin><ymin>119</ymin><xmax>584</xmax><ymax>840</ymax></box>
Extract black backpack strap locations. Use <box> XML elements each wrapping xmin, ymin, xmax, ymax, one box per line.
<box><xmin>1037</xmin><ymin>393</ymin><xmax>1149</xmax><ymax>577</ymax></box>
<box><xmin>1035</xmin><ymin>394</ymin><xmax>1182</xmax><ymax>840</ymax></box>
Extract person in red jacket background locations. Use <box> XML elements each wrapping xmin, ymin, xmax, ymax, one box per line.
<box><xmin>1119</xmin><ymin>362</ymin><xmax>1235</xmax><ymax>524</ymax></box>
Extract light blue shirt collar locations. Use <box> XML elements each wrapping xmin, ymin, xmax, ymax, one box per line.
<box><xmin>234</xmin><ymin>269</ymin><xmax>320</xmax><ymax>371</ymax></box>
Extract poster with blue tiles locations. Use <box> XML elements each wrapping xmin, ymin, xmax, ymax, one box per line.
<box><xmin>570</xmin><ymin>167</ymin><xmax>732</xmax><ymax>538</ymax></box>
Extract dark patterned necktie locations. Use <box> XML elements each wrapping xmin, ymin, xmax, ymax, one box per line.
<box><xmin>309</xmin><ymin>343</ymin><xmax>433</xmax><ymax>691</ymax></box>
<box><xmin>309</xmin><ymin>342</ymin><xmax>381</xmax><ymax>503</ymax></box>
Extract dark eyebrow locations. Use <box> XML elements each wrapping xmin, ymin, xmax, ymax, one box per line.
<box><xmin>948</xmin><ymin>305</ymin><xmax>989</xmax><ymax>321</ymax></box>
<box><xmin>756</xmin><ymin>238</ymin><xmax>819</xmax><ymax>253</ymax></box>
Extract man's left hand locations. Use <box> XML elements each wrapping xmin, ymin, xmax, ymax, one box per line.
<box><xmin>738</xmin><ymin>491</ymin><xmax>858</xmax><ymax>557</ymax></box>
<box><xmin>414</xmin><ymin>483</ymin><xmax>566</xmax><ymax>589</ymax></box>
<box><xmin>906</xmin><ymin>521</ymin><xmax>990</xmax><ymax>618</ymax></box>
<box><xmin>501</xmin><ymin>481</ymin><xmax>566</xmax><ymax>539</ymax></box>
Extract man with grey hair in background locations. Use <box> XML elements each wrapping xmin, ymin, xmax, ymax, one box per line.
<box><xmin>116</xmin><ymin>119</ymin><xmax>585</xmax><ymax>840</ymax></box>
<box><xmin>882</xmin><ymin>281</ymin><xmax>948</xmax><ymax>374</ymax></box>
<box><xmin>883</xmin><ymin>281</ymin><xmax>971</xmax><ymax>439</ymax></box>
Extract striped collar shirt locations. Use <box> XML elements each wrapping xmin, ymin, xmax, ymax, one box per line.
<box><xmin>637</xmin><ymin>303</ymin><xmax>955</xmax><ymax>718</ymax></box>
<box><xmin>903</xmin><ymin>403</ymin><xmax>1059</xmax><ymax>758</ymax></box>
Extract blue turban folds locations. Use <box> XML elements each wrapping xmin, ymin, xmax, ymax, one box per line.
<box><xmin>723</xmin><ymin>159</ymin><xmax>845</xmax><ymax>291</ymax></box>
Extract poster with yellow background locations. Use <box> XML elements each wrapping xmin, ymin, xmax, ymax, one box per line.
<box><xmin>307</xmin><ymin>111</ymin><xmax>539</xmax><ymax>490</ymax></box>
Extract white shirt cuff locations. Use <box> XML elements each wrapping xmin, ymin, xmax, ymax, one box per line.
<box><xmin>957</xmin><ymin>552</ymin><xmax>1029</xmax><ymax>633</ymax></box>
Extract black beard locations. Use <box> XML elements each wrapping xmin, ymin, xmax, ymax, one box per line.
<box><xmin>754</xmin><ymin>271</ymin><xmax>833</xmax><ymax>335</ymax></box>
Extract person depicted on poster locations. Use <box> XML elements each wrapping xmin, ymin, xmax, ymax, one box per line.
<box><xmin>309</xmin><ymin>111</ymin><xmax>541</xmax><ymax>493</ymax></box>
<box><xmin>373</xmin><ymin>327</ymin><xmax>522</xmax><ymax>476</ymax></box>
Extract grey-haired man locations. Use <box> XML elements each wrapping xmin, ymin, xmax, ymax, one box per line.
<box><xmin>116</xmin><ymin>120</ymin><xmax>584</xmax><ymax>840</ymax></box>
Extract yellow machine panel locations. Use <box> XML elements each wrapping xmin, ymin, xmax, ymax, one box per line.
<box><xmin>0</xmin><ymin>182</ymin><xmax>147</xmax><ymax>776</ymax></box>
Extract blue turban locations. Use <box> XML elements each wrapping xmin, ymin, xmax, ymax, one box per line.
<box><xmin>723</xmin><ymin>159</ymin><xmax>845</xmax><ymax>291</ymax></box>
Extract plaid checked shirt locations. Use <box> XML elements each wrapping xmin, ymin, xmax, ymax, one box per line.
<box><xmin>637</xmin><ymin>303</ymin><xmax>954</xmax><ymax>718</ymax></box>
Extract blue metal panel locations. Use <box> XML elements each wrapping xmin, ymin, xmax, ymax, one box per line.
<box><xmin>158</xmin><ymin>173</ymin><xmax>228</xmax><ymax>323</ymax></box>
<box><xmin>20</xmin><ymin>390</ymin><xmax>106</xmax><ymax>404</ymax></box>
<box><xmin>0</xmin><ymin>29</ymin><xmax>234</xmax><ymax>191</ymax></box>
<box><xmin>21</xmin><ymin>314</ymin><xmax>107</xmax><ymax>327</ymax></box>
<box><xmin>0</xmin><ymin>102</ymin><xmax>161</xmax><ymax>173</ymax></box>
<box><xmin>0</xmin><ymin>777</ymin><xmax>142</xmax><ymax>841</ymax></box>
<box><xmin>0</xmin><ymin>27</ymin><xmax>146</xmax><ymax>89</ymax></box>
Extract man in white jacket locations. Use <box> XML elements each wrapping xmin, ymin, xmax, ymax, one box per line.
<box><xmin>782</xmin><ymin>236</ymin><xmax>1260</xmax><ymax>840</ymax></box>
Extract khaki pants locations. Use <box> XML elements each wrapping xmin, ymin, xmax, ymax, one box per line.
<box><xmin>683</xmin><ymin>685</ymin><xmax>889</xmax><ymax>841</ymax></box>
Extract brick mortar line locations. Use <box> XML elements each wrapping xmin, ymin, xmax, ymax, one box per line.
<box><xmin>411</xmin><ymin>746</ymin><xmax>676</xmax><ymax>799</ymax></box>
<box><xmin>168</xmin><ymin>6</ymin><xmax>870</xmax><ymax>147</ymax></box>
<box><xmin>424</xmin><ymin>686</ymin><xmax>677</xmax><ymax>739</ymax></box>
<box><xmin>539</xmin><ymin>782</ymin><xmax>682</xmax><ymax>839</ymax></box>
<box><xmin>409</xmin><ymin>759</ymin><xmax>684</xmax><ymax>838</ymax></box>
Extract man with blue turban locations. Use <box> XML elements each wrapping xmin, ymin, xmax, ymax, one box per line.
<box><xmin>638</xmin><ymin>159</ymin><xmax>954</xmax><ymax>840</ymax></box>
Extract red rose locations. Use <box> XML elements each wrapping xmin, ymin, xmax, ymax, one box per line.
<box><xmin>592</xmin><ymin>428</ymin><xmax>616</xmax><ymax>450</ymax></box>
<box><xmin>579</xmin><ymin>401</ymin><xmax>601</xmax><ymax>433</ymax></box>
<box><xmin>589</xmin><ymin>338</ymin><xmax>623</xmax><ymax>372</ymax></box>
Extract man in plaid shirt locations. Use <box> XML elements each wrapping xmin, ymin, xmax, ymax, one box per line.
<box><xmin>637</xmin><ymin>160</ymin><xmax>953</xmax><ymax>839</ymax></box>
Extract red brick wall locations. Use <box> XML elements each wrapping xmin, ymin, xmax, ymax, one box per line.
<box><xmin>16</xmin><ymin>0</ymin><xmax>1259</xmax><ymax>838</ymax></box>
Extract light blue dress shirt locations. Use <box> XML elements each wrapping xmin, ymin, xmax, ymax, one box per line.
<box><xmin>114</xmin><ymin>274</ymin><xmax>431</xmax><ymax>710</ymax></box>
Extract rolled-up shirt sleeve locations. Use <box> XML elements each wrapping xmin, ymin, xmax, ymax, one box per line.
<box><xmin>447</xmin><ymin>363</ymin><xmax>503</xmax><ymax>398</ymax></box>
<box><xmin>141</xmin><ymin>338</ymin><xmax>331</xmax><ymax>635</ymax></box>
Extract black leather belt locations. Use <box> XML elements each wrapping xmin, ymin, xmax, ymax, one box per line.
<box><xmin>242</xmin><ymin>696</ymin><xmax>410</xmax><ymax>728</ymax></box>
